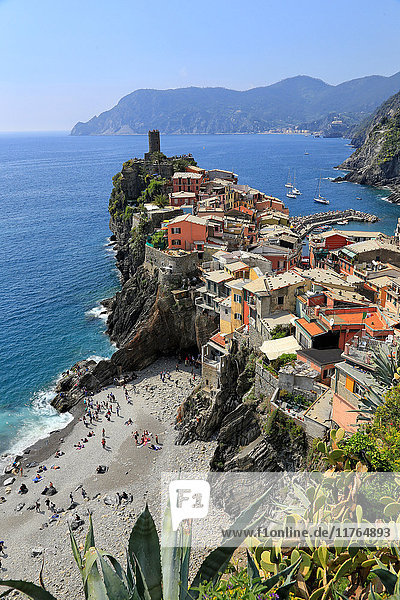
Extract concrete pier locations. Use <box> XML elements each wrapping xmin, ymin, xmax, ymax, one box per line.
<box><xmin>290</xmin><ymin>209</ymin><xmax>379</xmax><ymax>238</ymax></box>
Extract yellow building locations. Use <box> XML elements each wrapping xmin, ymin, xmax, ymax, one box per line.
<box><xmin>224</xmin><ymin>261</ymin><xmax>250</xmax><ymax>280</ymax></box>
<box><xmin>219</xmin><ymin>297</ymin><xmax>233</xmax><ymax>334</ymax></box>
<box><xmin>225</xmin><ymin>279</ymin><xmax>249</xmax><ymax>331</ymax></box>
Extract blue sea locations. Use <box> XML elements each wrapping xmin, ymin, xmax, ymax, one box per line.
<box><xmin>0</xmin><ymin>132</ymin><xmax>398</xmax><ymax>457</ymax></box>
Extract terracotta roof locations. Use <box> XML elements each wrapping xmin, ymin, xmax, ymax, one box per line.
<box><xmin>210</xmin><ymin>333</ymin><xmax>226</xmax><ymax>348</ymax></box>
<box><xmin>296</xmin><ymin>318</ymin><xmax>325</xmax><ymax>337</ymax></box>
<box><xmin>319</xmin><ymin>308</ymin><xmax>389</xmax><ymax>331</ymax></box>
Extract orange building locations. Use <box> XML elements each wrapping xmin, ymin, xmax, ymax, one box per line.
<box><xmin>166</xmin><ymin>214</ymin><xmax>208</xmax><ymax>251</ymax></box>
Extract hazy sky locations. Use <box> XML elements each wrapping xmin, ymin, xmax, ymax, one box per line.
<box><xmin>1</xmin><ymin>0</ymin><xmax>400</xmax><ymax>131</ymax></box>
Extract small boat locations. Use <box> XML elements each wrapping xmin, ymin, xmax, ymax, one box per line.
<box><xmin>337</xmin><ymin>220</ymin><xmax>348</xmax><ymax>225</ymax></box>
<box><xmin>285</xmin><ymin>168</ymin><xmax>292</xmax><ymax>188</ymax></box>
<box><xmin>286</xmin><ymin>191</ymin><xmax>297</xmax><ymax>198</ymax></box>
<box><xmin>356</xmin><ymin>197</ymin><xmax>362</xmax><ymax>200</ymax></box>
<box><xmin>314</xmin><ymin>174</ymin><xmax>330</xmax><ymax>204</ymax></box>
<box><xmin>304</xmin><ymin>150</ymin><xmax>309</xmax><ymax>155</ymax></box>
<box><xmin>292</xmin><ymin>171</ymin><xmax>301</xmax><ymax>195</ymax></box>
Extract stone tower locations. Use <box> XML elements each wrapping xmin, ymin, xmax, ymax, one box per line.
<box><xmin>148</xmin><ymin>129</ymin><xmax>160</xmax><ymax>154</ymax></box>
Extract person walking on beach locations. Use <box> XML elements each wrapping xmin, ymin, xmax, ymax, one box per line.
<box><xmin>35</xmin><ymin>500</ymin><xmax>40</xmax><ymax>513</ymax></box>
<box><xmin>69</xmin><ymin>492</ymin><xmax>74</xmax><ymax>503</ymax></box>
<box><xmin>101</xmin><ymin>438</ymin><xmax>106</xmax><ymax>449</ymax></box>
<box><xmin>102</xmin><ymin>428</ymin><xmax>105</xmax><ymax>438</ymax></box>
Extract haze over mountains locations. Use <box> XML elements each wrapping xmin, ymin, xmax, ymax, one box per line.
<box><xmin>71</xmin><ymin>72</ymin><xmax>400</xmax><ymax>136</ymax></box>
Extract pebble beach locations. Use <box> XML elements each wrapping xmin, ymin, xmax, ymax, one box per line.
<box><xmin>0</xmin><ymin>358</ymin><xmax>216</xmax><ymax>599</ymax></box>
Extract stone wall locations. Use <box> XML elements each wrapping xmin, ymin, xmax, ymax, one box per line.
<box><xmin>202</xmin><ymin>362</ymin><xmax>221</xmax><ymax>393</ymax></box>
<box><xmin>255</xmin><ymin>362</ymin><xmax>279</xmax><ymax>399</ymax></box>
<box><xmin>249</xmin><ymin>324</ymin><xmax>263</xmax><ymax>350</ymax></box>
<box><xmin>144</xmin><ymin>244</ymin><xmax>201</xmax><ymax>277</ymax></box>
<box><xmin>279</xmin><ymin>366</ymin><xmax>319</xmax><ymax>399</ymax></box>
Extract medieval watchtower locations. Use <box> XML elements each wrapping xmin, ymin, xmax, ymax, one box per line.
<box><xmin>148</xmin><ymin>129</ymin><xmax>160</xmax><ymax>153</ymax></box>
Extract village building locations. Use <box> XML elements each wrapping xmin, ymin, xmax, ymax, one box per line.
<box><xmin>169</xmin><ymin>190</ymin><xmax>196</xmax><ymax>209</ymax></box>
<box><xmin>172</xmin><ymin>171</ymin><xmax>204</xmax><ymax>195</ymax></box>
<box><xmin>331</xmin><ymin>336</ymin><xmax>389</xmax><ymax>432</ymax></box>
<box><xmin>166</xmin><ymin>214</ymin><xmax>209</xmax><ymax>251</ymax></box>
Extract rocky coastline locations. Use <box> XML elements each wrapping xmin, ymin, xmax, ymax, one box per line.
<box><xmin>334</xmin><ymin>89</ymin><xmax>400</xmax><ymax>203</ymax></box>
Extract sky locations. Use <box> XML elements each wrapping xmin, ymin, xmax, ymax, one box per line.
<box><xmin>1</xmin><ymin>0</ymin><xmax>400</xmax><ymax>131</ymax></box>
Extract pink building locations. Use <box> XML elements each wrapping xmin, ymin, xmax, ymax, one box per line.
<box><xmin>172</xmin><ymin>172</ymin><xmax>203</xmax><ymax>195</ymax></box>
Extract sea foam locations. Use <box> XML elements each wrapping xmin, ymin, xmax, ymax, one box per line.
<box><xmin>85</xmin><ymin>304</ymin><xmax>109</xmax><ymax>322</ymax></box>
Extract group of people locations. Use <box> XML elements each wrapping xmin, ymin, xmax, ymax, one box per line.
<box><xmin>133</xmin><ymin>430</ymin><xmax>162</xmax><ymax>451</ymax></box>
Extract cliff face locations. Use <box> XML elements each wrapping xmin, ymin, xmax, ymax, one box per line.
<box><xmin>338</xmin><ymin>91</ymin><xmax>400</xmax><ymax>188</ymax></box>
<box><xmin>176</xmin><ymin>342</ymin><xmax>309</xmax><ymax>472</ymax></box>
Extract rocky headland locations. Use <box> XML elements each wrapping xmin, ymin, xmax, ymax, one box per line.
<box><xmin>49</xmin><ymin>147</ymin><xmax>312</xmax><ymax>477</ymax></box>
<box><xmin>51</xmin><ymin>151</ymin><xmax>218</xmax><ymax>414</ymax></box>
<box><xmin>336</xmin><ymin>90</ymin><xmax>400</xmax><ymax>203</ymax></box>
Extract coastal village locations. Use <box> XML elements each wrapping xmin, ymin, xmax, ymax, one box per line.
<box><xmin>2</xmin><ymin>131</ymin><xmax>400</xmax><ymax>599</ymax></box>
<box><xmin>136</xmin><ymin>130</ymin><xmax>400</xmax><ymax>439</ymax></box>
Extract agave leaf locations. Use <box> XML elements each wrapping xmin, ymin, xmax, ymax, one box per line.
<box><xmin>187</xmin><ymin>543</ymin><xmax>237</xmax><ymax>598</ymax></box>
<box><xmin>246</xmin><ymin>550</ymin><xmax>259</xmax><ymax>583</ymax></box>
<box><xmin>84</xmin><ymin>515</ymin><xmax>96</xmax><ymax>554</ymax></box>
<box><xmin>69</xmin><ymin>523</ymin><xmax>83</xmax><ymax>573</ymax></box>
<box><xmin>187</xmin><ymin>486</ymin><xmax>273</xmax><ymax>598</ymax></box>
<box><xmin>161</xmin><ymin>504</ymin><xmax>192</xmax><ymax>600</ymax></box>
<box><xmin>85</xmin><ymin>561</ymin><xmax>109</xmax><ymax>600</ymax></box>
<box><xmin>125</xmin><ymin>549</ymin><xmax>136</xmax><ymax>592</ymax></box>
<box><xmin>259</xmin><ymin>557</ymin><xmax>301</xmax><ymax>595</ymax></box>
<box><xmin>293</xmin><ymin>483</ymin><xmax>311</xmax><ymax>508</ymax></box>
<box><xmin>96</xmin><ymin>551</ymin><xmax>130</xmax><ymax>600</ymax></box>
<box><xmin>128</xmin><ymin>505</ymin><xmax>162</xmax><ymax>600</ymax></box>
<box><xmin>0</xmin><ymin>580</ymin><xmax>58</xmax><ymax>600</ymax></box>
<box><xmin>83</xmin><ymin>548</ymin><xmax>100</xmax><ymax>585</ymax></box>
<box><xmin>102</xmin><ymin>553</ymin><xmax>131</xmax><ymax>594</ymax></box>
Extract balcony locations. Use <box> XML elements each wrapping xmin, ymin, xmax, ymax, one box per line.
<box><xmin>202</xmin><ymin>356</ymin><xmax>222</xmax><ymax>373</ymax></box>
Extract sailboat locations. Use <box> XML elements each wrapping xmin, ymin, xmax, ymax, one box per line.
<box><xmin>286</xmin><ymin>190</ymin><xmax>297</xmax><ymax>198</ymax></box>
<box><xmin>292</xmin><ymin>171</ymin><xmax>301</xmax><ymax>195</ymax></box>
<box><xmin>285</xmin><ymin>169</ymin><xmax>292</xmax><ymax>188</ymax></box>
<box><xmin>314</xmin><ymin>175</ymin><xmax>329</xmax><ymax>204</ymax></box>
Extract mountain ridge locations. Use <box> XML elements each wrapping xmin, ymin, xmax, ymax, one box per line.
<box><xmin>71</xmin><ymin>72</ymin><xmax>400</xmax><ymax>136</ymax></box>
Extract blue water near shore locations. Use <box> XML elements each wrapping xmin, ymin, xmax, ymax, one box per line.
<box><xmin>0</xmin><ymin>132</ymin><xmax>398</xmax><ymax>457</ymax></box>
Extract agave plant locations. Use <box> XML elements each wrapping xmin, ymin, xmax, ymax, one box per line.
<box><xmin>372</xmin><ymin>345</ymin><xmax>400</xmax><ymax>388</ymax></box>
<box><xmin>0</xmin><ymin>496</ymin><xmax>301</xmax><ymax>600</ymax></box>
